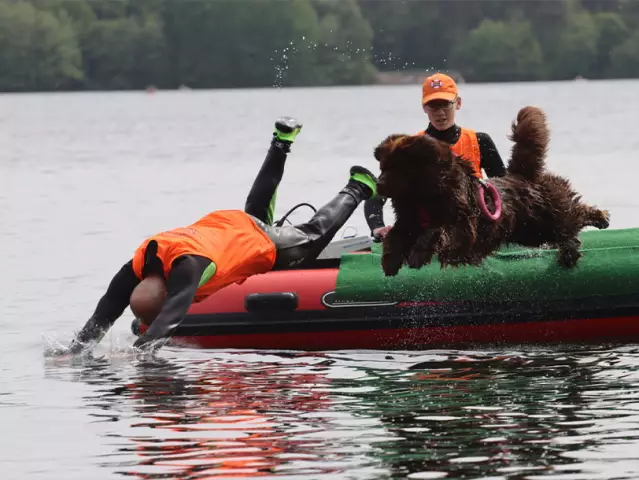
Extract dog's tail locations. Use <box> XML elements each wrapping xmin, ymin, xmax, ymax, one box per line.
<box><xmin>506</xmin><ymin>106</ymin><xmax>550</xmax><ymax>182</ymax></box>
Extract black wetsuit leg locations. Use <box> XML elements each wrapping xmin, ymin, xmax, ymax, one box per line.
<box><xmin>244</xmin><ymin>139</ymin><xmax>290</xmax><ymax>226</ymax></box>
<box><xmin>250</xmin><ymin>179</ymin><xmax>371</xmax><ymax>269</ymax></box>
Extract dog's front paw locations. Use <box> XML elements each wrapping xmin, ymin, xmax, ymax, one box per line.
<box><xmin>382</xmin><ymin>254</ymin><xmax>402</xmax><ymax>276</ymax></box>
<box><xmin>557</xmin><ymin>245</ymin><xmax>582</xmax><ymax>268</ymax></box>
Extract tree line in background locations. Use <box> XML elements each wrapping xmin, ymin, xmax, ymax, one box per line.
<box><xmin>1</xmin><ymin>0</ymin><xmax>638</xmax><ymax>92</ymax></box>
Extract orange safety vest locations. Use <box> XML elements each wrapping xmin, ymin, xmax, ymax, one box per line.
<box><xmin>415</xmin><ymin>127</ymin><xmax>482</xmax><ymax>177</ymax></box>
<box><xmin>131</xmin><ymin>210</ymin><xmax>277</xmax><ymax>302</ymax></box>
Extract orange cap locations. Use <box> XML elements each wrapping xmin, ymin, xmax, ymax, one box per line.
<box><xmin>422</xmin><ymin>73</ymin><xmax>458</xmax><ymax>105</ymax></box>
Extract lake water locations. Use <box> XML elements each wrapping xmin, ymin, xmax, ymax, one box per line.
<box><xmin>2</xmin><ymin>80</ymin><xmax>639</xmax><ymax>479</ymax></box>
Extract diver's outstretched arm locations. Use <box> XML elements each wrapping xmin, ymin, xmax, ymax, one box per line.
<box><xmin>68</xmin><ymin>260</ymin><xmax>140</xmax><ymax>353</ymax></box>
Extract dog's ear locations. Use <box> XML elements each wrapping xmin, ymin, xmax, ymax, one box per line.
<box><xmin>374</xmin><ymin>134</ymin><xmax>408</xmax><ymax>162</ymax></box>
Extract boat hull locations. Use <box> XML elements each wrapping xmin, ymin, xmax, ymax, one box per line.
<box><xmin>132</xmin><ymin>261</ymin><xmax>639</xmax><ymax>350</ymax></box>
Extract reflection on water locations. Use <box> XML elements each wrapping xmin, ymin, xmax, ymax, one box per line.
<box><xmin>44</xmin><ymin>346</ymin><xmax>639</xmax><ymax>479</ymax></box>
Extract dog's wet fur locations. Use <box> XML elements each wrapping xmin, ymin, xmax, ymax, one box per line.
<box><xmin>374</xmin><ymin>106</ymin><xmax>610</xmax><ymax>276</ymax></box>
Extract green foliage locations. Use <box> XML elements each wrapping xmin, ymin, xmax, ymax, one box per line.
<box><xmin>311</xmin><ymin>0</ymin><xmax>376</xmax><ymax>85</ymax></box>
<box><xmin>359</xmin><ymin>0</ymin><xmax>634</xmax><ymax>83</ymax></box>
<box><xmin>81</xmin><ymin>16</ymin><xmax>166</xmax><ymax>89</ymax></box>
<box><xmin>160</xmin><ymin>0</ymin><xmax>324</xmax><ymax>88</ymax></box>
<box><xmin>608</xmin><ymin>30</ymin><xmax>639</xmax><ymax>78</ymax></box>
<box><xmin>592</xmin><ymin>12</ymin><xmax>629</xmax><ymax>77</ymax></box>
<box><xmin>452</xmin><ymin>20</ymin><xmax>544</xmax><ymax>82</ymax></box>
<box><xmin>618</xmin><ymin>0</ymin><xmax>639</xmax><ymax>30</ymax></box>
<box><xmin>0</xmin><ymin>0</ymin><xmax>636</xmax><ymax>91</ymax></box>
<box><xmin>0</xmin><ymin>0</ymin><xmax>82</xmax><ymax>91</ymax></box>
<box><xmin>552</xmin><ymin>9</ymin><xmax>600</xmax><ymax>79</ymax></box>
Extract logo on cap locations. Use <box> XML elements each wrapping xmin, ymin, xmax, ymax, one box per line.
<box><xmin>430</xmin><ymin>79</ymin><xmax>443</xmax><ymax>88</ymax></box>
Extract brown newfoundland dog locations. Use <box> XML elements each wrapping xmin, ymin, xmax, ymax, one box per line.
<box><xmin>374</xmin><ymin>106</ymin><xmax>610</xmax><ymax>277</ymax></box>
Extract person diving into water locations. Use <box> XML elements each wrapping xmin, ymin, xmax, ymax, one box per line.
<box><xmin>62</xmin><ymin>117</ymin><xmax>378</xmax><ymax>354</ymax></box>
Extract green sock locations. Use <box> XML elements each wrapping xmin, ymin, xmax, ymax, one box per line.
<box><xmin>351</xmin><ymin>172</ymin><xmax>377</xmax><ymax>197</ymax></box>
<box><xmin>274</xmin><ymin>126</ymin><xmax>301</xmax><ymax>143</ymax></box>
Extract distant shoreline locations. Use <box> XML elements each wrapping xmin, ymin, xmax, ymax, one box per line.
<box><xmin>373</xmin><ymin>70</ymin><xmax>465</xmax><ymax>85</ymax></box>
<box><xmin>0</xmin><ymin>74</ymin><xmax>635</xmax><ymax>96</ymax></box>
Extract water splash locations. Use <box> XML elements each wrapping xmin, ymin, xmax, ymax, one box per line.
<box><xmin>271</xmin><ymin>36</ymin><xmax>380</xmax><ymax>89</ymax></box>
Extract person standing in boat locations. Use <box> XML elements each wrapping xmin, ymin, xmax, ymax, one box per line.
<box><xmin>365</xmin><ymin>72</ymin><xmax>507</xmax><ymax>241</ymax></box>
<box><xmin>63</xmin><ymin>117</ymin><xmax>378</xmax><ymax>354</ymax></box>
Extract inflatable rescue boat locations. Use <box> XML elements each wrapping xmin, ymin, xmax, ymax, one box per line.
<box><xmin>132</xmin><ymin>226</ymin><xmax>639</xmax><ymax>350</ymax></box>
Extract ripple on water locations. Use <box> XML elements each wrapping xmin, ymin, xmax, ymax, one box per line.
<box><xmin>35</xmin><ymin>345</ymin><xmax>639</xmax><ymax>479</ymax></box>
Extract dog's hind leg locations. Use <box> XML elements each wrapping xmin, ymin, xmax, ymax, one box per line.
<box><xmin>581</xmin><ymin>206</ymin><xmax>610</xmax><ymax>230</ymax></box>
<box><xmin>554</xmin><ymin>195</ymin><xmax>608</xmax><ymax>267</ymax></box>
<box><xmin>407</xmin><ymin>228</ymin><xmax>442</xmax><ymax>269</ymax></box>
<box><xmin>556</xmin><ymin>205</ymin><xmax>610</xmax><ymax>267</ymax></box>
